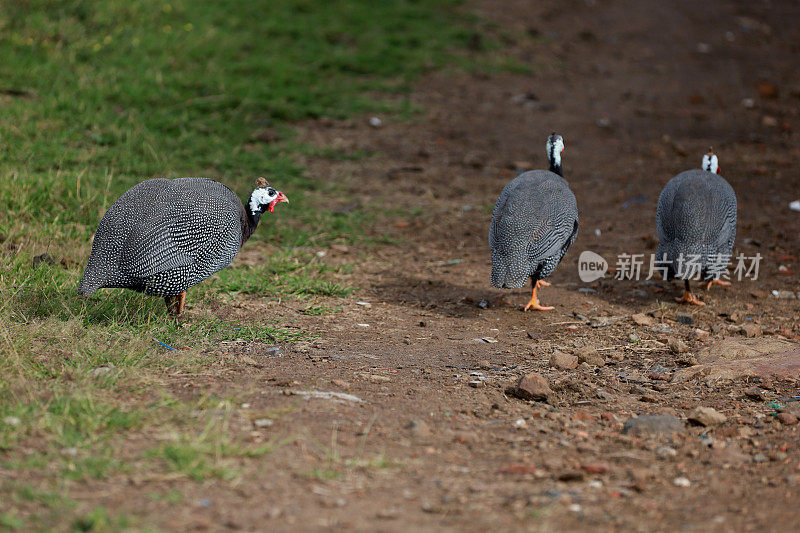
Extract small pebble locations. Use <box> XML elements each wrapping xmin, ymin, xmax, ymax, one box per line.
<box><xmin>656</xmin><ymin>446</ymin><xmax>677</xmax><ymax>459</ymax></box>
<box><xmin>673</xmin><ymin>477</ymin><xmax>691</xmax><ymax>487</ymax></box>
<box><xmin>254</xmin><ymin>418</ymin><xmax>274</xmax><ymax>428</ymax></box>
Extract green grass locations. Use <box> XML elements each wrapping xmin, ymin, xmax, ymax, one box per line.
<box><xmin>0</xmin><ymin>0</ymin><xmax>515</xmax><ymax>529</ymax></box>
<box><xmin>206</xmin><ymin>251</ymin><xmax>353</xmax><ymax>298</ymax></box>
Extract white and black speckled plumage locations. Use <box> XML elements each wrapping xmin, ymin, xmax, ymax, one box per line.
<box><xmin>78</xmin><ymin>177</ymin><xmax>274</xmax><ymax>298</ymax></box>
<box><xmin>490</xmin><ymin>134</ymin><xmax>579</xmax><ymax>289</ymax></box>
<box><xmin>656</xmin><ymin>157</ymin><xmax>737</xmax><ymax>281</ymax></box>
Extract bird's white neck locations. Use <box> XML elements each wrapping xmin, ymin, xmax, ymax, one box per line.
<box><xmin>702</xmin><ymin>154</ymin><xmax>719</xmax><ymax>174</ymax></box>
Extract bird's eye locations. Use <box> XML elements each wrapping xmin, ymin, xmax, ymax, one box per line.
<box><xmin>267</xmin><ymin>188</ymin><xmax>276</xmax><ymax>196</ymax></box>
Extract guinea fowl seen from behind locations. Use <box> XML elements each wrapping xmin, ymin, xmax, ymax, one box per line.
<box><xmin>490</xmin><ymin>132</ymin><xmax>579</xmax><ymax>311</ymax></box>
<box><xmin>78</xmin><ymin>177</ymin><xmax>288</xmax><ymax>317</ymax></box>
<box><xmin>656</xmin><ymin>149</ymin><xmax>737</xmax><ymax>306</ymax></box>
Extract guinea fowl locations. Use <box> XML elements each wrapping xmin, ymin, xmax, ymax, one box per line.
<box><xmin>78</xmin><ymin>177</ymin><xmax>288</xmax><ymax>317</ymax></box>
<box><xmin>490</xmin><ymin>132</ymin><xmax>579</xmax><ymax>311</ymax></box>
<box><xmin>656</xmin><ymin>149</ymin><xmax>737</xmax><ymax>306</ymax></box>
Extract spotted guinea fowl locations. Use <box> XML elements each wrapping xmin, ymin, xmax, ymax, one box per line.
<box><xmin>656</xmin><ymin>149</ymin><xmax>736</xmax><ymax>305</ymax></box>
<box><xmin>78</xmin><ymin>177</ymin><xmax>288</xmax><ymax>317</ymax></box>
<box><xmin>490</xmin><ymin>132</ymin><xmax>579</xmax><ymax>311</ymax></box>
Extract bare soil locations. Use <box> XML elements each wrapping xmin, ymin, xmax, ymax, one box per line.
<box><xmin>79</xmin><ymin>0</ymin><xmax>800</xmax><ymax>530</ymax></box>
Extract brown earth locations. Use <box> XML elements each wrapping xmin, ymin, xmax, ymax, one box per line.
<box><xmin>69</xmin><ymin>0</ymin><xmax>800</xmax><ymax>530</ymax></box>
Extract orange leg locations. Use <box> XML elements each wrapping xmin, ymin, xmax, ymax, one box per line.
<box><xmin>675</xmin><ymin>280</ymin><xmax>704</xmax><ymax>306</ymax></box>
<box><xmin>523</xmin><ymin>279</ymin><xmax>554</xmax><ymax>311</ymax></box>
<box><xmin>165</xmin><ymin>291</ymin><xmax>186</xmax><ymax>318</ymax></box>
<box><xmin>703</xmin><ymin>279</ymin><xmax>731</xmax><ymax>291</ymax></box>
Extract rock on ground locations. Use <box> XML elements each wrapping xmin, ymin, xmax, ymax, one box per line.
<box><xmin>622</xmin><ymin>414</ymin><xmax>683</xmax><ymax>436</ymax></box>
<box><xmin>688</xmin><ymin>406</ymin><xmax>727</xmax><ymax>427</ymax></box>
<box><xmin>510</xmin><ymin>373</ymin><xmax>553</xmax><ymax>402</ymax></box>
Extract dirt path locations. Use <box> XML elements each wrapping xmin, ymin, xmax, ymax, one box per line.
<box><xmin>99</xmin><ymin>0</ymin><xmax>800</xmax><ymax>530</ymax></box>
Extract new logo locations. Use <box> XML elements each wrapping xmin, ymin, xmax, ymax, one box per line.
<box><xmin>578</xmin><ymin>251</ymin><xmax>608</xmax><ymax>283</ymax></box>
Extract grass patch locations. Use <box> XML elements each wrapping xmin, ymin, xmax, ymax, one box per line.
<box><xmin>144</xmin><ymin>400</ymin><xmax>280</xmax><ymax>481</ymax></box>
<box><xmin>300</xmin><ymin>304</ymin><xmax>342</xmax><ymax>316</ymax></box>
<box><xmin>206</xmin><ymin>252</ymin><xmax>353</xmax><ymax>299</ymax></box>
<box><xmin>0</xmin><ymin>0</ymin><xmax>516</xmax><ymax>529</ymax></box>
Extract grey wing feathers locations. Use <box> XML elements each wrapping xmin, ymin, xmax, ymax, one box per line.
<box><xmin>656</xmin><ymin>170</ymin><xmax>737</xmax><ymax>280</ymax></box>
<box><xmin>79</xmin><ymin>177</ymin><xmax>246</xmax><ymax>295</ymax></box>
<box><xmin>119</xmin><ymin>194</ymin><xmax>240</xmax><ymax>279</ymax></box>
<box><xmin>490</xmin><ymin>171</ymin><xmax>579</xmax><ymax>288</ymax></box>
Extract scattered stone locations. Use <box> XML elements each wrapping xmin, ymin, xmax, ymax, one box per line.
<box><xmin>468</xmin><ymin>380</ymin><xmax>485</xmax><ymax>388</ymax></box>
<box><xmin>777</xmin><ymin>412</ymin><xmax>798</xmax><ymax>425</ymax></box>
<box><xmin>549</xmin><ymin>353</ymin><xmax>578</xmax><ymax>370</ymax></box>
<box><xmin>368</xmin><ymin>116</ymin><xmax>383</xmax><ymax>128</ymax></box>
<box><xmin>499</xmin><ymin>464</ymin><xmax>539</xmax><ymax>474</ymax></box>
<box><xmin>628</xmin><ymin>333</ymin><xmax>640</xmax><ymax>343</ymax></box>
<box><xmin>589</xmin><ymin>316</ymin><xmax>621</xmax><ymax>328</ymax></box>
<box><xmin>752</xmin><ymin>453</ymin><xmax>768</xmax><ymax>463</ymax></box>
<box><xmin>477</xmin><ymin>299</ymin><xmax>490</xmax><ymax>309</ymax></box>
<box><xmin>376</xmin><ymin>509</ymin><xmax>400</xmax><ymax>520</ymax></box>
<box><xmin>265</xmin><ymin>346</ymin><xmax>283</xmax><ymax>357</ymax></box>
<box><xmin>292</xmin><ymin>341</ymin><xmax>312</xmax><ymax>354</ymax></box>
<box><xmin>478</xmin><ymin>360</ymin><xmax>492</xmax><ymax>370</ymax></box>
<box><xmin>673</xmin><ymin>477</ymin><xmax>691</xmax><ymax>487</ymax></box>
<box><xmin>632</xmin><ymin>313</ymin><xmax>654</xmax><ymax>326</ymax></box>
<box><xmin>290</xmin><ymin>390</ymin><xmax>363</xmax><ymax>403</ymax></box>
<box><xmin>513</xmin><ymin>418</ymin><xmax>527</xmax><ymax>429</ymax></box>
<box><xmin>332</xmin><ymin>379</ymin><xmax>350</xmax><ymax>388</ymax></box>
<box><xmin>675</xmin><ymin>313</ymin><xmax>694</xmax><ymax>325</ymax></box>
<box><xmin>581</xmin><ymin>462</ymin><xmax>611</xmax><ymax>474</ymax></box>
<box><xmin>673</xmin><ymin>337</ymin><xmax>800</xmax><ymax>382</ymax></box>
<box><xmin>622</xmin><ymin>414</ymin><xmax>683</xmax><ymax>436</ymax></box>
<box><xmin>655</xmin><ymin>446</ymin><xmax>677</xmax><ymax>459</ymax></box>
<box><xmin>557</xmin><ymin>470</ymin><xmax>584</xmax><ymax>482</ymax></box>
<box><xmin>757</xmin><ymin>81</ymin><xmax>778</xmax><ymax>99</ymax></box>
<box><xmin>509</xmin><ymin>372</ymin><xmax>553</xmax><ymax>402</ymax></box>
<box><xmin>688</xmin><ymin>406</ymin><xmax>727</xmax><ymax>427</ymax></box>
<box><xmin>596</xmin><ymin>390</ymin><xmax>614</xmax><ymax>401</ymax></box>
<box><xmin>772</xmin><ymin>290</ymin><xmax>797</xmax><ymax>300</ymax></box>
<box><xmin>406</xmin><ymin>419</ymin><xmax>432</xmax><ymax>438</ymax></box>
<box><xmin>743</xmin><ymin>386</ymin><xmax>766</xmax><ymax>401</ymax></box>
<box><xmin>668</xmin><ymin>338</ymin><xmax>689</xmax><ymax>354</ymax></box>
<box><xmin>253</xmin><ymin>418</ymin><xmax>274</xmax><ymax>428</ymax></box>
<box><xmin>639</xmin><ymin>394</ymin><xmax>659</xmax><ymax>403</ymax></box>
<box><xmin>577</xmin><ymin>348</ymin><xmax>605</xmax><ymax>366</ymax></box>
<box><xmin>60</xmin><ymin>447</ymin><xmax>78</xmax><ymax>457</ymax></box>
<box><xmin>3</xmin><ymin>416</ymin><xmax>20</xmax><ymax>426</ymax></box>
<box><xmin>675</xmin><ymin>353</ymin><xmax>698</xmax><ymax>366</ymax></box>
<box><xmin>87</xmin><ymin>366</ymin><xmax>115</xmax><ymax>377</ymax></box>
<box><xmin>741</xmin><ymin>323</ymin><xmax>762</xmax><ymax>337</ymax></box>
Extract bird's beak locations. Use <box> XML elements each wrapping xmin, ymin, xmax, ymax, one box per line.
<box><xmin>267</xmin><ymin>191</ymin><xmax>289</xmax><ymax>213</ymax></box>
<box><xmin>716</xmin><ymin>166</ymin><xmax>721</xmax><ymax>174</ymax></box>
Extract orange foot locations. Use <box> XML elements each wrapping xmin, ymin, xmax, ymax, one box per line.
<box><xmin>676</xmin><ymin>289</ymin><xmax>705</xmax><ymax>306</ymax></box>
<box><xmin>165</xmin><ymin>291</ymin><xmax>187</xmax><ymax>318</ymax></box>
<box><xmin>703</xmin><ymin>279</ymin><xmax>731</xmax><ymax>290</ymax></box>
<box><xmin>523</xmin><ymin>280</ymin><xmax>554</xmax><ymax>311</ymax></box>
